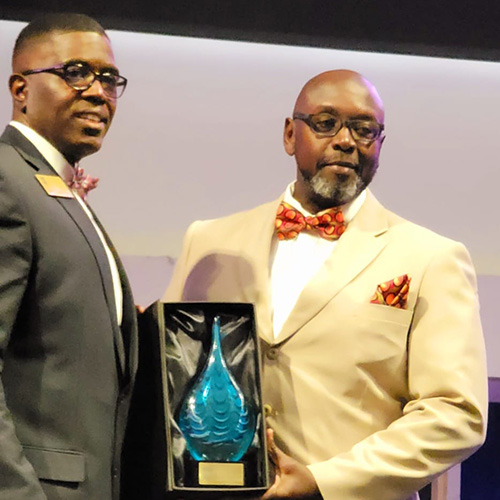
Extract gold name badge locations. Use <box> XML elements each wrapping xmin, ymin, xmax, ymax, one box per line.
<box><xmin>35</xmin><ymin>174</ymin><xmax>73</xmax><ymax>198</ymax></box>
<box><xmin>198</xmin><ymin>462</ymin><xmax>245</xmax><ymax>486</ymax></box>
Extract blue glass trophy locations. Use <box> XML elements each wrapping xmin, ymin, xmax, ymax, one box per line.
<box><xmin>177</xmin><ymin>315</ymin><xmax>256</xmax><ymax>484</ymax></box>
<box><xmin>153</xmin><ymin>302</ymin><xmax>270</xmax><ymax>492</ymax></box>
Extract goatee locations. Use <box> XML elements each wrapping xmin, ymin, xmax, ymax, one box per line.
<box><xmin>300</xmin><ymin>168</ymin><xmax>368</xmax><ymax>210</ymax></box>
<box><xmin>308</xmin><ymin>173</ymin><xmax>363</xmax><ymax>208</ymax></box>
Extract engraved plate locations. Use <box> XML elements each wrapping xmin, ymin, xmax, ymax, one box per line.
<box><xmin>198</xmin><ymin>462</ymin><xmax>245</xmax><ymax>486</ymax></box>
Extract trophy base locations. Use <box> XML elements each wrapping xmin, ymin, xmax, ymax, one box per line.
<box><xmin>198</xmin><ymin>461</ymin><xmax>245</xmax><ymax>486</ymax></box>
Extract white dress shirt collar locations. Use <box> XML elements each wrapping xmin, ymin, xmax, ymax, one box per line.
<box><xmin>282</xmin><ymin>181</ymin><xmax>367</xmax><ymax>223</ymax></box>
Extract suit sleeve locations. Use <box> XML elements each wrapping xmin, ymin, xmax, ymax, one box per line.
<box><xmin>0</xmin><ymin>166</ymin><xmax>48</xmax><ymax>499</ymax></box>
<box><xmin>308</xmin><ymin>241</ymin><xmax>488</xmax><ymax>500</ymax></box>
<box><xmin>162</xmin><ymin>221</ymin><xmax>200</xmax><ymax>302</ymax></box>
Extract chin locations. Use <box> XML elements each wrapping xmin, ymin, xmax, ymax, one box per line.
<box><xmin>64</xmin><ymin>141</ymin><xmax>102</xmax><ymax>163</ymax></box>
<box><xmin>309</xmin><ymin>174</ymin><xmax>363</xmax><ymax>207</ymax></box>
<box><xmin>81</xmin><ymin>142</ymin><xmax>103</xmax><ymax>159</ymax></box>
<box><xmin>82</xmin><ymin>132</ymin><xmax>105</xmax><ymax>149</ymax></box>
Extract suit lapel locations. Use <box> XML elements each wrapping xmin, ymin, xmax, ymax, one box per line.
<box><xmin>1</xmin><ymin>125</ymin><xmax>50</xmax><ymax>171</ymax></box>
<box><xmin>59</xmin><ymin>199</ymin><xmax>127</xmax><ymax>376</ymax></box>
<box><xmin>275</xmin><ymin>191</ymin><xmax>389</xmax><ymax>344</ymax></box>
<box><xmin>118</xmin><ymin>261</ymin><xmax>138</xmax><ymax>383</ymax></box>
<box><xmin>90</xmin><ymin>208</ymin><xmax>138</xmax><ymax>384</ymax></box>
<box><xmin>1</xmin><ymin>126</ymin><xmax>129</xmax><ymax>378</ymax></box>
<box><xmin>235</xmin><ymin>198</ymin><xmax>280</xmax><ymax>345</ymax></box>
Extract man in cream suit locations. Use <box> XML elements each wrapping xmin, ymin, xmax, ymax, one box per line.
<box><xmin>0</xmin><ymin>14</ymin><xmax>137</xmax><ymax>500</ymax></box>
<box><xmin>164</xmin><ymin>70</ymin><xmax>487</xmax><ymax>500</ymax></box>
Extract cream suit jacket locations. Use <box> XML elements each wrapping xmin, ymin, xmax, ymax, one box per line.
<box><xmin>164</xmin><ymin>190</ymin><xmax>488</xmax><ymax>500</ymax></box>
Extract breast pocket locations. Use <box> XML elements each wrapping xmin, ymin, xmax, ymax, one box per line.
<box><xmin>351</xmin><ymin>303</ymin><xmax>414</xmax><ymax>384</ymax></box>
<box><xmin>23</xmin><ymin>445</ymin><xmax>85</xmax><ymax>483</ymax></box>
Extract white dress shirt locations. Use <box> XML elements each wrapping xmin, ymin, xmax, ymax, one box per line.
<box><xmin>10</xmin><ymin>120</ymin><xmax>123</xmax><ymax>326</ymax></box>
<box><xmin>270</xmin><ymin>182</ymin><xmax>366</xmax><ymax>339</ymax></box>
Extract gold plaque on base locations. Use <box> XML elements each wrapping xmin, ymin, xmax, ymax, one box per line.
<box><xmin>198</xmin><ymin>462</ymin><xmax>245</xmax><ymax>486</ymax></box>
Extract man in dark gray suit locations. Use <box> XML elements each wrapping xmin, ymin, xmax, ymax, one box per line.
<box><xmin>0</xmin><ymin>14</ymin><xmax>137</xmax><ymax>500</ymax></box>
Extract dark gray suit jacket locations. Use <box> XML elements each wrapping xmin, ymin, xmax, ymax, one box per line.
<box><xmin>0</xmin><ymin>125</ymin><xmax>138</xmax><ymax>500</ymax></box>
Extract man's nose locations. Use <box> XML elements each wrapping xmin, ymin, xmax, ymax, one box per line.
<box><xmin>332</xmin><ymin>125</ymin><xmax>356</xmax><ymax>151</ymax></box>
<box><xmin>81</xmin><ymin>78</ymin><xmax>107</xmax><ymax>100</ymax></box>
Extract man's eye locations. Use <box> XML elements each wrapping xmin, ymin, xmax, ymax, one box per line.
<box><xmin>353</xmin><ymin>122</ymin><xmax>378</xmax><ymax>138</ymax></box>
<box><xmin>313</xmin><ymin>115</ymin><xmax>337</xmax><ymax>131</ymax></box>
<box><xmin>65</xmin><ymin>65</ymin><xmax>89</xmax><ymax>80</ymax></box>
<box><xmin>99</xmin><ymin>73</ymin><xmax>118</xmax><ymax>87</ymax></box>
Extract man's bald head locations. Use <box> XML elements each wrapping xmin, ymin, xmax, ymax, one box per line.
<box><xmin>293</xmin><ymin>70</ymin><xmax>384</xmax><ymax>121</ymax></box>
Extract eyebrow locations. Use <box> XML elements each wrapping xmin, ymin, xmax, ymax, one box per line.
<box><xmin>316</xmin><ymin>106</ymin><xmax>378</xmax><ymax>121</ymax></box>
<box><xmin>63</xmin><ymin>59</ymin><xmax>119</xmax><ymax>74</ymax></box>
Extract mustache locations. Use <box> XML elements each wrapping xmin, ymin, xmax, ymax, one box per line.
<box><xmin>317</xmin><ymin>158</ymin><xmax>358</xmax><ymax>170</ymax></box>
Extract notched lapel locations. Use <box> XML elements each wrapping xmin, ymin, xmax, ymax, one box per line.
<box><xmin>57</xmin><ymin>197</ymin><xmax>127</xmax><ymax>377</ymax></box>
<box><xmin>1</xmin><ymin>126</ymin><xmax>128</xmax><ymax>376</ymax></box>
<box><xmin>15</xmin><ymin>147</ymin><xmax>46</xmax><ymax>173</ymax></box>
<box><xmin>98</xmin><ymin>216</ymin><xmax>138</xmax><ymax>383</ymax></box>
<box><xmin>1</xmin><ymin>126</ymin><xmax>52</xmax><ymax>174</ymax></box>
<box><xmin>275</xmin><ymin>192</ymin><xmax>389</xmax><ymax>344</ymax></box>
<box><xmin>236</xmin><ymin>199</ymin><xmax>278</xmax><ymax>345</ymax></box>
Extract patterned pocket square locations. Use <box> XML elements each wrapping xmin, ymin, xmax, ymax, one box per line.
<box><xmin>370</xmin><ymin>274</ymin><xmax>411</xmax><ymax>309</ymax></box>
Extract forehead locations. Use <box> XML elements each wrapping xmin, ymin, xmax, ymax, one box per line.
<box><xmin>20</xmin><ymin>31</ymin><xmax>116</xmax><ymax>69</ymax></box>
<box><xmin>300</xmin><ymin>78</ymin><xmax>384</xmax><ymax>121</ymax></box>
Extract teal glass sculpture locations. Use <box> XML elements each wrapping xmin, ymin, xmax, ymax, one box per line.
<box><xmin>178</xmin><ymin>316</ymin><xmax>256</xmax><ymax>462</ymax></box>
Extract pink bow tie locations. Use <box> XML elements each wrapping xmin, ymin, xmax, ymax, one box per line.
<box><xmin>68</xmin><ymin>165</ymin><xmax>99</xmax><ymax>201</ymax></box>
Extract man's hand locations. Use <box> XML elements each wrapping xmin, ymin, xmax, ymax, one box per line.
<box><xmin>262</xmin><ymin>429</ymin><xmax>322</xmax><ymax>500</ymax></box>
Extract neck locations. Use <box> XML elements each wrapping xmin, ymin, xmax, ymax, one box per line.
<box><xmin>292</xmin><ymin>183</ymin><xmax>321</xmax><ymax>213</ymax></box>
<box><xmin>292</xmin><ymin>183</ymin><xmax>345</xmax><ymax>214</ymax></box>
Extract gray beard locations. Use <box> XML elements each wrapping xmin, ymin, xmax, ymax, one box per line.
<box><xmin>306</xmin><ymin>172</ymin><xmax>365</xmax><ymax>209</ymax></box>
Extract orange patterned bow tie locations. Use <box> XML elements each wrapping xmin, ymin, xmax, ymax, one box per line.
<box><xmin>68</xmin><ymin>165</ymin><xmax>99</xmax><ymax>201</ymax></box>
<box><xmin>275</xmin><ymin>201</ymin><xmax>346</xmax><ymax>241</ymax></box>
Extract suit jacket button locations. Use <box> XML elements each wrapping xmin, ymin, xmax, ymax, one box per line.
<box><xmin>266</xmin><ymin>347</ymin><xmax>279</xmax><ymax>360</ymax></box>
<box><xmin>264</xmin><ymin>404</ymin><xmax>277</xmax><ymax>417</ymax></box>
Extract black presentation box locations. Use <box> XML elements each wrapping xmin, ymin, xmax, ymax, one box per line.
<box><xmin>127</xmin><ymin>301</ymin><xmax>270</xmax><ymax>498</ymax></box>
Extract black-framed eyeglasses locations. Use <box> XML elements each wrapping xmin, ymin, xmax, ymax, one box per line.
<box><xmin>22</xmin><ymin>61</ymin><xmax>127</xmax><ymax>99</ymax></box>
<box><xmin>293</xmin><ymin>112</ymin><xmax>385</xmax><ymax>143</ymax></box>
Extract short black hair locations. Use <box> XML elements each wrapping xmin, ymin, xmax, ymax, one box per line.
<box><xmin>14</xmin><ymin>13</ymin><xmax>107</xmax><ymax>57</ymax></box>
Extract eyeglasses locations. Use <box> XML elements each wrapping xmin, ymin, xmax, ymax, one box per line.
<box><xmin>293</xmin><ymin>112</ymin><xmax>384</xmax><ymax>143</ymax></box>
<box><xmin>22</xmin><ymin>61</ymin><xmax>127</xmax><ymax>98</ymax></box>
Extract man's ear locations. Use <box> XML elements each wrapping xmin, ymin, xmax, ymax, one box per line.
<box><xmin>9</xmin><ymin>74</ymin><xmax>28</xmax><ymax>113</ymax></box>
<box><xmin>283</xmin><ymin>117</ymin><xmax>295</xmax><ymax>156</ymax></box>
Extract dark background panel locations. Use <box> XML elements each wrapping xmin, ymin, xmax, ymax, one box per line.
<box><xmin>1</xmin><ymin>0</ymin><xmax>500</xmax><ymax>61</ymax></box>
<box><xmin>461</xmin><ymin>403</ymin><xmax>500</xmax><ymax>500</ymax></box>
